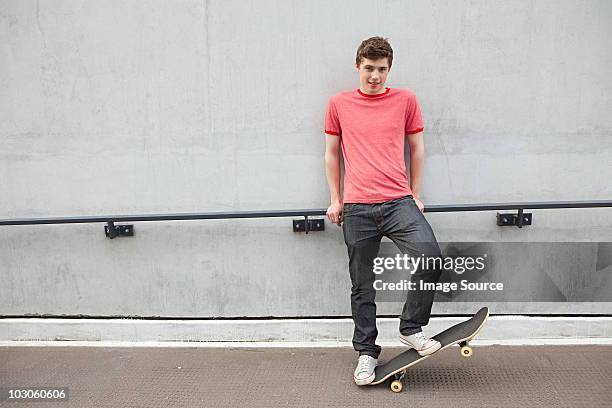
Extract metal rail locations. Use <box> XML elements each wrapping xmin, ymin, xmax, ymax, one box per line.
<box><xmin>1</xmin><ymin>200</ymin><xmax>610</xmax><ymax>237</ymax></box>
<box><xmin>1</xmin><ymin>200</ymin><xmax>610</xmax><ymax>226</ymax></box>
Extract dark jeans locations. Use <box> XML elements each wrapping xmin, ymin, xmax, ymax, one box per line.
<box><xmin>342</xmin><ymin>195</ymin><xmax>442</xmax><ymax>358</ymax></box>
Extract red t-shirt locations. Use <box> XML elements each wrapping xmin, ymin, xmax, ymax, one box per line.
<box><xmin>324</xmin><ymin>87</ymin><xmax>424</xmax><ymax>204</ymax></box>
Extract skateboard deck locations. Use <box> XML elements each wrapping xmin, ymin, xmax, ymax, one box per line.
<box><xmin>370</xmin><ymin>306</ymin><xmax>489</xmax><ymax>392</ymax></box>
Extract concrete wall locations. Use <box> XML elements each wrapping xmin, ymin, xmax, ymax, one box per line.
<box><xmin>1</xmin><ymin>0</ymin><xmax>611</xmax><ymax>318</ymax></box>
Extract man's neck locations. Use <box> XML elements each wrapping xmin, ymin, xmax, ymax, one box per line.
<box><xmin>359</xmin><ymin>87</ymin><xmax>389</xmax><ymax>96</ymax></box>
<box><xmin>358</xmin><ymin>87</ymin><xmax>389</xmax><ymax>96</ymax></box>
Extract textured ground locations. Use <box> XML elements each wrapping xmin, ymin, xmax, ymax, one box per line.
<box><xmin>1</xmin><ymin>345</ymin><xmax>611</xmax><ymax>407</ymax></box>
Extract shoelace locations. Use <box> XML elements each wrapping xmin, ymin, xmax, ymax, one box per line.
<box><xmin>413</xmin><ymin>332</ymin><xmax>429</xmax><ymax>347</ymax></box>
<box><xmin>356</xmin><ymin>356</ymin><xmax>375</xmax><ymax>374</ymax></box>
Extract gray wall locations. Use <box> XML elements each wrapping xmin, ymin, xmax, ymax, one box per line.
<box><xmin>1</xmin><ymin>0</ymin><xmax>611</xmax><ymax>317</ymax></box>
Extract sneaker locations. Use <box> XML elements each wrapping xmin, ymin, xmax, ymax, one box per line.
<box><xmin>353</xmin><ymin>355</ymin><xmax>377</xmax><ymax>385</ymax></box>
<box><xmin>399</xmin><ymin>331</ymin><xmax>441</xmax><ymax>356</ymax></box>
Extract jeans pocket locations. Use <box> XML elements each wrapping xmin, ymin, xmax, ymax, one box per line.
<box><xmin>343</xmin><ymin>203</ymin><xmax>357</xmax><ymax>216</ymax></box>
<box><xmin>390</xmin><ymin>195</ymin><xmax>413</xmax><ymax>205</ymax></box>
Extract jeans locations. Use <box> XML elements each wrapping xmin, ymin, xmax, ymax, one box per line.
<box><xmin>342</xmin><ymin>195</ymin><xmax>442</xmax><ymax>358</ymax></box>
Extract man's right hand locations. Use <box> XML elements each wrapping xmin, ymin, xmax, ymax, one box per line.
<box><xmin>326</xmin><ymin>201</ymin><xmax>343</xmax><ymax>226</ymax></box>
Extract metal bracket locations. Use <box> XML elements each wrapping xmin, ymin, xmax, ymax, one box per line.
<box><xmin>497</xmin><ymin>209</ymin><xmax>532</xmax><ymax>228</ymax></box>
<box><xmin>104</xmin><ymin>222</ymin><xmax>134</xmax><ymax>239</ymax></box>
<box><xmin>292</xmin><ymin>216</ymin><xmax>325</xmax><ymax>234</ymax></box>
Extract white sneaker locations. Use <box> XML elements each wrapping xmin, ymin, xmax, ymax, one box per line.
<box><xmin>353</xmin><ymin>355</ymin><xmax>377</xmax><ymax>385</ymax></box>
<box><xmin>399</xmin><ymin>331</ymin><xmax>441</xmax><ymax>356</ymax></box>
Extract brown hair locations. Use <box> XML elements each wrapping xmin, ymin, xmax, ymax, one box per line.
<box><xmin>355</xmin><ymin>36</ymin><xmax>393</xmax><ymax>68</ymax></box>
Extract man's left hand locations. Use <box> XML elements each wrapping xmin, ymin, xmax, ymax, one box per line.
<box><xmin>414</xmin><ymin>197</ymin><xmax>425</xmax><ymax>213</ymax></box>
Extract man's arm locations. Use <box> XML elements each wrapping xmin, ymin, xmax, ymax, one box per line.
<box><xmin>407</xmin><ymin>131</ymin><xmax>425</xmax><ymax>211</ymax></box>
<box><xmin>325</xmin><ymin>134</ymin><xmax>343</xmax><ymax>225</ymax></box>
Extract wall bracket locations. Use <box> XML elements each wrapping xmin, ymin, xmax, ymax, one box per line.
<box><xmin>105</xmin><ymin>222</ymin><xmax>134</xmax><ymax>239</ymax></box>
<box><xmin>293</xmin><ymin>217</ymin><xmax>325</xmax><ymax>234</ymax></box>
<box><xmin>497</xmin><ymin>209</ymin><xmax>532</xmax><ymax>228</ymax></box>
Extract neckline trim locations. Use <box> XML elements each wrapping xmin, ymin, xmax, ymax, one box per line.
<box><xmin>357</xmin><ymin>87</ymin><xmax>391</xmax><ymax>98</ymax></box>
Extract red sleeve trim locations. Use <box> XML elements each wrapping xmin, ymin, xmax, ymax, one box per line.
<box><xmin>324</xmin><ymin>130</ymin><xmax>341</xmax><ymax>136</ymax></box>
<box><xmin>406</xmin><ymin>127</ymin><xmax>424</xmax><ymax>135</ymax></box>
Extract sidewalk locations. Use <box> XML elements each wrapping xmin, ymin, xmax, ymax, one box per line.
<box><xmin>1</xmin><ymin>345</ymin><xmax>610</xmax><ymax>407</ymax></box>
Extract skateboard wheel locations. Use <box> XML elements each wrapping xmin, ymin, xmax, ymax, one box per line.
<box><xmin>460</xmin><ymin>345</ymin><xmax>473</xmax><ymax>357</ymax></box>
<box><xmin>390</xmin><ymin>380</ymin><xmax>403</xmax><ymax>393</ymax></box>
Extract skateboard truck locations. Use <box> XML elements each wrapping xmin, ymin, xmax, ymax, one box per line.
<box><xmin>496</xmin><ymin>208</ymin><xmax>532</xmax><ymax>228</ymax></box>
<box><xmin>104</xmin><ymin>222</ymin><xmax>134</xmax><ymax>239</ymax></box>
<box><xmin>390</xmin><ymin>370</ymin><xmax>406</xmax><ymax>393</ymax></box>
<box><xmin>292</xmin><ymin>216</ymin><xmax>325</xmax><ymax>234</ymax></box>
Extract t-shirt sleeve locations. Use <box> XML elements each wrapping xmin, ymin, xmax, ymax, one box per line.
<box><xmin>324</xmin><ymin>97</ymin><xmax>341</xmax><ymax>136</ymax></box>
<box><xmin>405</xmin><ymin>94</ymin><xmax>424</xmax><ymax>135</ymax></box>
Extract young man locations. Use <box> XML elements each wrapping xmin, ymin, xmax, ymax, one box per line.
<box><xmin>324</xmin><ymin>37</ymin><xmax>443</xmax><ymax>386</ymax></box>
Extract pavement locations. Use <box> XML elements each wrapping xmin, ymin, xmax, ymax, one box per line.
<box><xmin>1</xmin><ymin>345</ymin><xmax>611</xmax><ymax>407</ymax></box>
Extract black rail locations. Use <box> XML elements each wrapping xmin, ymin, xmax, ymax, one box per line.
<box><xmin>1</xmin><ymin>200</ymin><xmax>610</xmax><ymax>226</ymax></box>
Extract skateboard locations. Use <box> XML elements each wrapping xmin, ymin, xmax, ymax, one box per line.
<box><xmin>370</xmin><ymin>306</ymin><xmax>489</xmax><ymax>393</ymax></box>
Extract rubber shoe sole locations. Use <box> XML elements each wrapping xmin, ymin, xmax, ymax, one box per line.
<box><xmin>399</xmin><ymin>336</ymin><xmax>442</xmax><ymax>356</ymax></box>
<box><xmin>354</xmin><ymin>371</ymin><xmax>376</xmax><ymax>386</ymax></box>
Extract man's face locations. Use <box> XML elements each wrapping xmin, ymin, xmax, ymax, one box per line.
<box><xmin>356</xmin><ymin>57</ymin><xmax>390</xmax><ymax>94</ymax></box>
